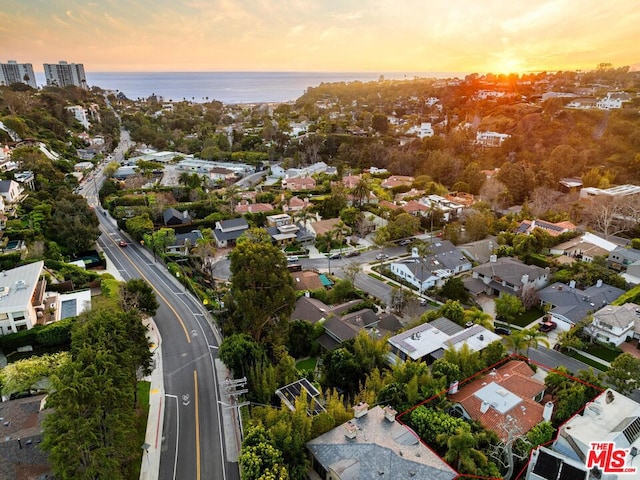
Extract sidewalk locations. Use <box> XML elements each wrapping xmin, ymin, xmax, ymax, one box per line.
<box><xmin>139</xmin><ymin>317</ymin><xmax>164</xmax><ymax>480</ymax></box>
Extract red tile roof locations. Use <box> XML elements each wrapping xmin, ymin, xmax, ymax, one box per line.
<box><xmin>448</xmin><ymin>361</ymin><xmax>546</xmax><ymax>441</ymax></box>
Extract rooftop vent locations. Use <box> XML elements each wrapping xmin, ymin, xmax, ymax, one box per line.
<box><xmin>15</xmin><ymin>280</ymin><xmax>26</xmax><ymax>290</ymax></box>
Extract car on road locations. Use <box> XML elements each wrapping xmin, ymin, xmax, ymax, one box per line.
<box><xmin>118</xmin><ymin>240</ymin><xmax>127</xmax><ymax>247</ymax></box>
<box><xmin>399</xmin><ymin>239</ymin><xmax>412</xmax><ymax>246</ymax></box>
<box><xmin>539</xmin><ymin>320</ymin><xmax>557</xmax><ymax>333</ymax></box>
<box><xmin>287</xmin><ymin>255</ymin><xmax>299</xmax><ymax>262</ymax></box>
<box><xmin>329</xmin><ymin>253</ymin><xmax>341</xmax><ymax>260</ymax></box>
<box><xmin>494</xmin><ymin>326</ymin><xmax>512</xmax><ymax>335</ymax></box>
<box><xmin>419</xmin><ymin>298</ymin><xmax>428</xmax><ymax>306</ymax></box>
<box><xmin>376</xmin><ymin>253</ymin><xmax>389</xmax><ymax>260</ymax></box>
<box><xmin>345</xmin><ymin>250</ymin><xmax>360</xmax><ymax>257</ymax></box>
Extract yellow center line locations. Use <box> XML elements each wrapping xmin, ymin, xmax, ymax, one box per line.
<box><xmin>108</xmin><ymin>234</ymin><xmax>191</xmax><ymax>343</ymax></box>
<box><xmin>194</xmin><ymin>369</ymin><xmax>201</xmax><ymax>480</ymax></box>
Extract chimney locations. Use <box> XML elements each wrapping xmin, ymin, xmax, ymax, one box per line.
<box><xmin>543</xmin><ymin>401</ymin><xmax>554</xmax><ymax>422</ymax></box>
<box><xmin>596</xmin><ymin>279</ymin><xmax>603</xmax><ymax>288</ymax></box>
<box><xmin>480</xmin><ymin>401</ymin><xmax>491</xmax><ymax>414</ymax></box>
<box><xmin>344</xmin><ymin>421</ymin><xmax>357</xmax><ymax>439</ymax></box>
<box><xmin>569</xmin><ymin>280</ymin><xmax>576</xmax><ymax>289</ymax></box>
<box><xmin>521</xmin><ymin>274</ymin><xmax>529</xmax><ymax>285</ymax></box>
<box><xmin>384</xmin><ymin>405</ymin><xmax>397</xmax><ymax>422</ymax></box>
<box><xmin>353</xmin><ymin>402</ymin><xmax>369</xmax><ymax>419</ymax></box>
<box><xmin>490</xmin><ymin>254</ymin><xmax>497</xmax><ymax>263</ymax></box>
<box><xmin>449</xmin><ymin>380</ymin><xmax>459</xmax><ymax>394</ymax></box>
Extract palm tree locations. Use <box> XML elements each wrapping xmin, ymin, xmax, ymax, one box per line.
<box><xmin>351</xmin><ymin>176</ymin><xmax>372</xmax><ymax>208</ymax></box>
<box><xmin>223</xmin><ymin>185</ymin><xmax>241</xmax><ymax>213</ymax></box>
<box><xmin>504</xmin><ymin>330</ymin><xmax>528</xmax><ymax>356</ymax></box>
<box><xmin>464</xmin><ymin>307</ymin><xmax>493</xmax><ymax>329</ymax></box>
<box><xmin>522</xmin><ymin>327</ymin><xmax>550</xmax><ymax>357</ymax></box>
<box><xmin>437</xmin><ymin>427</ymin><xmax>487</xmax><ymax>474</ymax></box>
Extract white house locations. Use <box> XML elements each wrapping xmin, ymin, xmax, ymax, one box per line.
<box><xmin>66</xmin><ymin>105</ymin><xmax>91</xmax><ymax>130</ymax></box>
<box><xmin>406</xmin><ymin>122</ymin><xmax>434</xmax><ymax>138</ymax></box>
<box><xmin>476</xmin><ymin>131</ymin><xmax>510</xmax><ymax>147</ymax></box>
<box><xmin>0</xmin><ymin>261</ymin><xmax>45</xmax><ymax>335</ymax></box>
<box><xmin>0</xmin><ymin>179</ymin><xmax>24</xmax><ymax>204</ymax></box>
<box><xmin>586</xmin><ymin>303</ymin><xmax>639</xmax><ymax>346</ymax></box>
<box><xmin>389</xmin><ymin>241</ymin><xmax>471</xmax><ymax>293</ymax></box>
<box><xmin>596</xmin><ymin>92</ymin><xmax>631</xmax><ymax>110</ymax></box>
<box><xmin>387</xmin><ymin>317</ymin><xmax>501</xmax><ymax>365</ymax></box>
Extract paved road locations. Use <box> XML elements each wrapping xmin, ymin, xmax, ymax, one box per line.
<box><xmin>527</xmin><ymin>346</ymin><xmax>604</xmax><ymax>374</ymax></box>
<box><xmin>81</xmin><ymin>136</ymin><xmax>238</xmax><ymax>480</ymax></box>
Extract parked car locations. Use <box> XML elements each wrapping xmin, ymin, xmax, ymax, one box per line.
<box><xmin>539</xmin><ymin>320</ymin><xmax>558</xmax><ymax>333</ymax></box>
<box><xmin>494</xmin><ymin>326</ymin><xmax>512</xmax><ymax>335</ymax></box>
<box><xmin>419</xmin><ymin>298</ymin><xmax>428</xmax><ymax>306</ymax></box>
<box><xmin>345</xmin><ymin>250</ymin><xmax>360</xmax><ymax>257</ymax></box>
<box><xmin>287</xmin><ymin>255</ymin><xmax>299</xmax><ymax>262</ymax></box>
<box><xmin>376</xmin><ymin>253</ymin><xmax>389</xmax><ymax>260</ymax></box>
<box><xmin>329</xmin><ymin>253</ymin><xmax>341</xmax><ymax>260</ymax></box>
<box><xmin>399</xmin><ymin>239</ymin><xmax>412</xmax><ymax>246</ymax></box>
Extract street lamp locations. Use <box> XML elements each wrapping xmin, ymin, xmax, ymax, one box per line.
<box><xmin>141</xmin><ymin>442</ymin><xmax>150</xmax><ymax>465</ymax></box>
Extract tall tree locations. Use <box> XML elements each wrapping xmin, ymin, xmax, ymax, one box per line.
<box><xmin>228</xmin><ymin>228</ymin><xmax>296</xmax><ymax>342</ymax></box>
<box><xmin>606</xmin><ymin>353</ymin><xmax>640</xmax><ymax>394</ymax></box>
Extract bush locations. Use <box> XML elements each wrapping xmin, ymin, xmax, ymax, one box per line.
<box><xmin>35</xmin><ymin>318</ymin><xmax>74</xmax><ymax>346</ymax></box>
<box><xmin>0</xmin><ymin>327</ymin><xmax>42</xmax><ymax>352</ymax></box>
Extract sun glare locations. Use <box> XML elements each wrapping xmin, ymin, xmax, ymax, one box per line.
<box><xmin>488</xmin><ymin>55</ymin><xmax>527</xmax><ymax>75</ymax></box>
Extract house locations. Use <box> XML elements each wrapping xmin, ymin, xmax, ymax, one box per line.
<box><xmin>623</xmin><ymin>261</ymin><xmax>640</xmax><ymax>286</ymax></box>
<box><xmin>448</xmin><ymin>360</ymin><xmax>549</xmax><ymax>442</ymax></box>
<box><xmin>0</xmin><ymin>180</ymin><xmax>23</xmax><ymax>204</ymax></box>
<box><xmin>596</xmin><ymin>92</ymin><xmax>632</xmax><ymax>110</ymax></box>
<box><xmin>0</xmin><ymin>261</ymin><xmax>45</xmax><ymax>335</ymax></box>
<box><xmin>464</xmin><ymin>256</ymin><xmax>549</xmax><ymax>297</ymax></box>
<box><xmin>234</xmin><ymin>202</ymin><xmax>274</xmax><ymax>214</ymax></box>
<box><xmin>162</xmin><ymin>207</ymin><xmax>191</xmax><ymax>226</ymax></box>
<box><xmin>316</xmin><ymin>308</ymin><xmax>382</xmax><ymax>351</ymax></box>
<box><xmin>550</xmin><ymin>232</ymin><xmax>617</xmax><ymax>264</ymax></box>
<box><xmin>0</xmin><ymin>395</ymin><xmax>52</xmax><ymax>479</ymax></box>
<box><xmin>608</xmin><ymin>246</ymin><xmax>640</xmax><ymax>272</ymax></box>
<box><xmin>282</xmin><ymin>195</ymin><xmax>310</xmax><ymax>213</ymax></box>
<box><xmin>283</xmin><ymin>176</ymin><xmax>316</xmax><ymax>191</ymax></box>
<box><xmin>537</xmin><ymin>280</ymin><xmax>626</xmax><ymax>331</ymax></box>
<box><xmin>291</xmin><ymin>271</ymin><xmax>324</xmax><ymax>291</ymax></box>
<box><xmin>548</xmin><ymin>389</ymin><xmax>640</xmax><ymax>478</ymax></box>
<box><xmin>307</xmin><ymin>218</ymin><xmax>342</xmax><ymax>238</ymax></box>
<box><xmin>381</xmin><ymin>175</ymin><xmax>414</xmax><ymax>189</ymax></box>
<box><xmin>66</xmin><ymin>105</ymin><xmax>90</xmax><ymax>129</ymax></box>
<box><xmin>306</xmin><ymin>404</ymin><xmax>457</xmax><ymax>480</ymax></box>
<box><xmin>166</xmin><ymin>230</ymin><xmax>203</xmax><ymax>256</ymax></box>
<box><xmin>212</xmin><ymin>218</ymin><xmax>249</xmax><ymax>248</ymax></box>
<box><xmin>525</xmin><ymin>446</ymin><xmax>589</xmax><ymax>480</ymax></box>
<box><xmin>515</xmin><ymin>219</ymin><xmax>577</xmax><ymax>237</ymax></box>
<box><xmin>585</xmin><ymin>303</ymin><xmax>639</xmax><ymax>346</ymax></box>
<box><xmin>476</xmin><ymin>131</ymin><xmax>510</xmax><ymax>147</ymax></box>
<box><xmin>387</xmin><ymin>317</ymin><xmax>501</xmax><ymax>365</ymax></box>
<box><xmin>579</xmin><ymin>184</ymin><xmax>640</xmax><ymax>200</ymax></box>
<box><xmin>209</xmin><ymin>167</ymin><xmax>236</xmax><ymax>182</ymax></box>
<box><xmin>389</xmin><ymin>240</ymin><xmax>472</xmax><ymax>292</ymax></box>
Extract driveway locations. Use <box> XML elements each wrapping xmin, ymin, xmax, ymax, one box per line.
<box><xmin>476</xmin><ymin>294</ymin><xmax>495</xmax><ymax>319</ymax></box>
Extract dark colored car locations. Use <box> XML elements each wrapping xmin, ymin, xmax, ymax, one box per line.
<box><xmin>494</xmin><ymin>326</ymin><xmax>512</xmax><ymax>335</ymax></box>
<box><xmin>399</xmin><ymin>239</ymin><xmax>412</xmax><ymax>246</ymax></box>
<box><xmin>329</xmin><ymin>253</ymin><xmax>341</xmax><ymax>260</ymax></box>
<box><xmin>539</xmin><ymin>320</ymin><xmax>557</xmax><ymax>333</ymax></box>
<box><xmin>345</xmin><ymin>250</ymin><xmax>360</xmax><ymax>257</ymax></box>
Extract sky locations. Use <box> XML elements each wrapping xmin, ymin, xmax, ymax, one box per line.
<box><xmin>2</xmin><ymin>0</ymin><xmax>639</xmax><ymax>74</ymax></box>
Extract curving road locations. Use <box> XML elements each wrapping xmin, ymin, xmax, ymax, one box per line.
<box><xmin>80</xmin><ymin>138</ymin><xmax>239</xmax><ymax>480</ymax></box>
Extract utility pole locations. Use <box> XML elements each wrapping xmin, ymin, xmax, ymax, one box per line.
<box><xmin>222</xmin><ymin>377</ymin><xmax>249</xmax><ymax>441</ymax></box>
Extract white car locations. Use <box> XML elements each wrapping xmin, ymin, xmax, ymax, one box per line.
<box><xmin>287</xmin><ymin>256</ymin><xmax>299</xmax><ymax>262</ymax></box>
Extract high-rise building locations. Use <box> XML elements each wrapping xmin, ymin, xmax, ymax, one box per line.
<box><xmin>43</xmin><ymin>61</ymin><xmax>87</xmax><ymax>89</ymax></box>
<box><xmin>0</xmin><ymin>60</ymin><xmax>37</xmax><ymax>88</ymax></box>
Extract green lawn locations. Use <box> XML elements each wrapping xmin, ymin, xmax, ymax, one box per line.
<box><xmin>566</xmin><ymin>350</ymin><xmax>609</xmax><ymax>372</ymax></box>
<box><xmin>296</xmin><ymin>357</ymin><xmax>317</xmax><ymax>371</ymax></box>
<box><xmin>510</xmin><ymin>307</ymin><xmax>545</xmax><ymax>328</ymax></box>
<box><xmin>130</xmin><ymin>381</ymin><xmax>151</xmax><ymax>480</ymax></box>
<box><xmin>583</xmin><ymin>344</ymin><xmax>621</xmax><ymax>362</ymax></box>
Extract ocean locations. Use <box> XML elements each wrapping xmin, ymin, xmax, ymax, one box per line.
<box><xmin>35</xmin><ymin>71</ymin><xmax>464</xmax><ymax>104</ymax></box>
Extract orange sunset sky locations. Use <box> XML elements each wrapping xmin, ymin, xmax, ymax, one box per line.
<box><xmin>2</xmin><ymin>0</ymin><xmax>639</xmax><ymax>74</ymax></box>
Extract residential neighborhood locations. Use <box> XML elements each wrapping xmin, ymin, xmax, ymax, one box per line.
<box><xmin>0</xmin><ymin>64</ymin><xmax>640</xmax><ymax>480</ymax></box>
